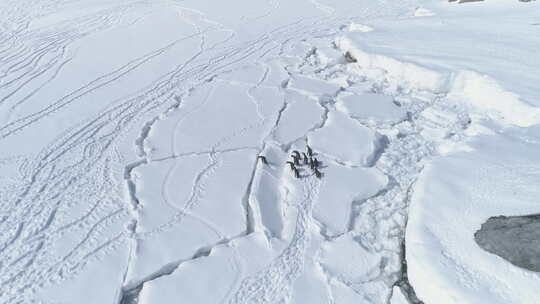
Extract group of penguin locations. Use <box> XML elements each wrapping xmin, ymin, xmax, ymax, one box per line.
<box><xmin>257</xmin><ymin>145</ymin><xmax>323</xmax><ymax>179</ymax></box>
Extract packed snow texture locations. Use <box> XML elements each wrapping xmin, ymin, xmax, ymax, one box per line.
<box><xmin>1</xmin><ymin>0</ymin><xmax>540</xmax><ymax>304</ymax></box>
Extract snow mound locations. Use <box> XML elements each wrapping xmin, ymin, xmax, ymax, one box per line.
<box><xmin>413</xmin><ymin>7</ymin><xmax>435</xmax><ymax>17</ymax></box>
<box><xmin>345</xmin><ymin>23</ymin><xmax>374</xmax><ymax>33</ymax></box>
<box><xmin>336</xmin><ymin>36</ymin><xmax>540</xmax><ymax>127</ymax></box>
<box><xmin>449</xmin><ymin>71</ymin><xmax>540</xmax><ymax>127</ymax></box>
<box><xmin>335</xmin><ymin>36</ymin><xmax>447</xmax><ymax>92</ymax></box>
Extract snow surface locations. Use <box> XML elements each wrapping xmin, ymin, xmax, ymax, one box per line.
<box><xmin>390</xmin><ymin>287</ymin><xmax>410</xmax><ymax>304</ymax></box>
<box><xmin>1</xmin><ymin>0</ymin><xmax>540</xmax><ymax>303</ymax></box>
<box><xmin>308</xmin><ymin>110</ymin><xmax>383</xmax><ymax>167</ymax></box>
<box><xmin>336</xmin><ymin>92</ymin><xmax>408</xmax><ymax>124</ymax></box>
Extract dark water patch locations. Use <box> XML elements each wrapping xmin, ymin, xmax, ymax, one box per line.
<box><xmin>475</xmin><ymin>214</ymin><xmax>540</xmax><ymax>272</ymax></box>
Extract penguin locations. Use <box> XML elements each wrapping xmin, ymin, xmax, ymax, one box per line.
<box><xmin>302</xmin><ymin>152</ymin><xmax>309</xmax><ymax>165</ymax></box>
<box><xmin>308</xmin><ymin>158</ymin><xmax>315</xmax><ymax>170</ymax></box>
<box><xmin>286</xmin><ymin>161</ymin><xmax>295</xmax><ymax>170</ymax></box>
<box><xmin>314</xmin><ymin>168</ymin><xmax>322</xmax><ymax>179</ymax></box>
<box><xmin>344</xmin><ymin>51</ymin><xmax>357</xmax><ymax>63</ymax></box>
<box><xmin>257</xmin><ymin>155</ymin><xmax>268</xmax><ymax>165</ymax></box>
<box><xmin>293</xmin><ymin>167</ymin><xmax>301</xmax><ymax>178</ymax></box>
<box><xmin>306</xmin><ymin>145</ymin><xmax>313</xmax><ymax>156</ymax></box>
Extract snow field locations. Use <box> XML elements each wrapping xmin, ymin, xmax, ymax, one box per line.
<box><xmin>2</xmin><ymin>0</ymin><xmax>540</xmax><ymax>303</ymax></box>
<box><xmin>125</xmin><ymin>12</ymin><xmax>482</xmax><ymax>303</ymax></box>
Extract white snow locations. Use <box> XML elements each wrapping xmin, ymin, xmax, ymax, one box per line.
<box><xmin>413</xmin><ymin>7</ymin><xmax>435</xmax><ymax>17</ymax></box>
<box><xmin>320</xmin><ymin>233</ymin><xmax>383</xmax><ymax>282</ymax></box>
<box><xmin>308</xmin><ymin>110</ymin><xmax>383</xmax><ymax>166</ymax></box>
<box><xmin>448</xmin><ymin>71</ymin><xmax>540</xmax><ymax>127</ymax></box>
<box><xmin>314</xmin><ymin>165</ymin><xmax>388</xmax><ymax>235</ymax></box>
<box><xmin>336</xmin><ymin>92</ymin><xmax>408</xmax><ymax>124</ymax></box>
<box><xmin>345</xmin><ymin>23</ymin><xmax>374</xmax><ymax>33</ymax></box>
<box><xmin>290</xmin><ymin>232</ymin><xmax>331</xmax><ymax>304</ymax></box>
<box><xmin>2</xmin><ymin>0</ymin><xmax>540</xmax><ymax>303</ymax></box>
<box><xmin>38</xmin><ymin>243</ymin><xmax>131</xmax><ymax>304</ymax></box>
<box><xmin>288</xmin><ymin>75</ymin><xmax>342</xmax><ymax>98</ymax></box>
<box><xmin>249</xmin><ymin>145</ymin><xmax>289</xmax><ymax>239</ymax></box>
<box><xmin>139</xmin><ymin>232</ymin><xmax>277</xmax><ymax>304</ymax></box>
<box><xmin>273</xmin><ymin>91</ymin><xmax>324</xmax><ymax>145</ymax></box>
<box><xmin>390</xmin><ymin>287</ymin><xmax>410</xmax><ymax>304</ymax></box>
<box><xmin>407</xmin><ymin>133</ymin><xmax>540</xmax><ymax>304</ymax></box>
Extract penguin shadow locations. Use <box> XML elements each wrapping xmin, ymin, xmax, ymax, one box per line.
<box><xmin>298</xmin><ymin>160</ymin><xmax>326</xmax><ymax>179</ymax></box>
<box><xmin>304</xmin><ymin>168</ymin><xmax>324</xmax><ymax>179</ymax></box>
